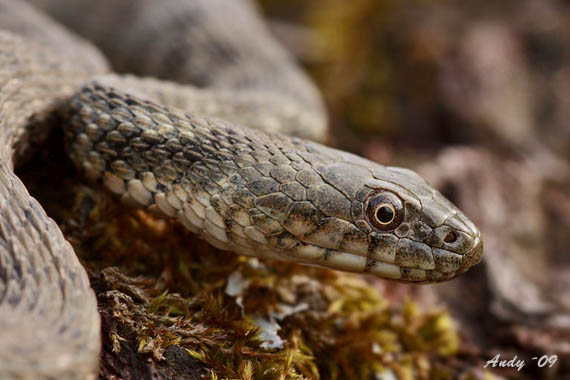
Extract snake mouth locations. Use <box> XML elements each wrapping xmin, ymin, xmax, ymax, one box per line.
<box><xmin>286</xmin><ymin>234</ymin><xmax>483</xmax><ymax>283</ymax></box>
<box><xmin>286</xmin><ymin>244</ymin><xmax>443</xmax><ymax>283</ymax></box>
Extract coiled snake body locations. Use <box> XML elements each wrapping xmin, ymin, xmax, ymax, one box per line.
<box><xmin>0</xmin><ymin>0</ymin><xmax>483</xmax><ymax>378</ymax></box>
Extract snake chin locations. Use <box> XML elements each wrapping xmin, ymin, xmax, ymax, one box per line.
<box><xmin>287</xmin><ymin>244</ymin><xmax>403</xmax><ymax>280</ymax></box>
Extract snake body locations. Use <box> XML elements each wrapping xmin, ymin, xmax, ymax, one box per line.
<box><xmin>0</xmin><ymin>0</ymin><xmax>483</xmax><ymax>378</ymax></box>
<box><xmin>0</xmin><ymin>1</ymin><xmax>108</xmax><ymax>378</ymax></box>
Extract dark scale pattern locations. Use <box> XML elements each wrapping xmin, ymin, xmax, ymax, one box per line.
<box><xmin>67</xmin><ymin>83</ymin><xmax>363</xmax><ymax>259</ymax></box>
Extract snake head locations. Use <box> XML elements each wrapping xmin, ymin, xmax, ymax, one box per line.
<box><xmin>360</xmin><ymin>167</ymin><xmax>483</xmax><ymax>282</ymax></box>
<box><xmin>280</xmin><ymin>145</ymin><xmax>483</xmax><ymax>283</ymax></box>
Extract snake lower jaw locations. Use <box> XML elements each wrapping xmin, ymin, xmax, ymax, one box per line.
<box><xmin>283</xmin><ymin>244</ymin><xmax>474</xmax><ymax>283</ymax></box>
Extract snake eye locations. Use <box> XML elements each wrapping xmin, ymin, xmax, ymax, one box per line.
<box><xmin>366</xmin><ymin>191</ymin><xmax>404</xmax><ymax>231</ymax></box>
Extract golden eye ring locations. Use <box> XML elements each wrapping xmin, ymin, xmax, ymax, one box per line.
<box><xmin>366</xmin><ymin>191</ymin><xmax>404</xmax><ymax>231</ymax></box>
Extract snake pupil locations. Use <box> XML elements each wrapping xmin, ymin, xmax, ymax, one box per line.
<box><xmin>376</xmin><ymin>205</ymin><xmax>394</xmax><ymax>224</ymax></box>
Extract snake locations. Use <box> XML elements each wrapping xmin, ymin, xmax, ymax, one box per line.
<box><xmin>0</xmin><ymin>0</ymin><xmax>483</xmax><ymax>378</ymax></box>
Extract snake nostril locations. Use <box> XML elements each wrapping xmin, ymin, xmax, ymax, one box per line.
<box><xmin>444</xmin><ymin>231</ymin><xmax>459</xmax><ymax>244</ymax></box>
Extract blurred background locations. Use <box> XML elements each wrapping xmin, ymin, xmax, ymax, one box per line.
<box><xmin>256</xmin><ymin>0</ymin><xmax>570</xmax><ymax>378</ymax></box>
<box><xmin>259</xmin><ymin>0</ymin><xmax>570</xmax><ymax>156</ymax></box>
